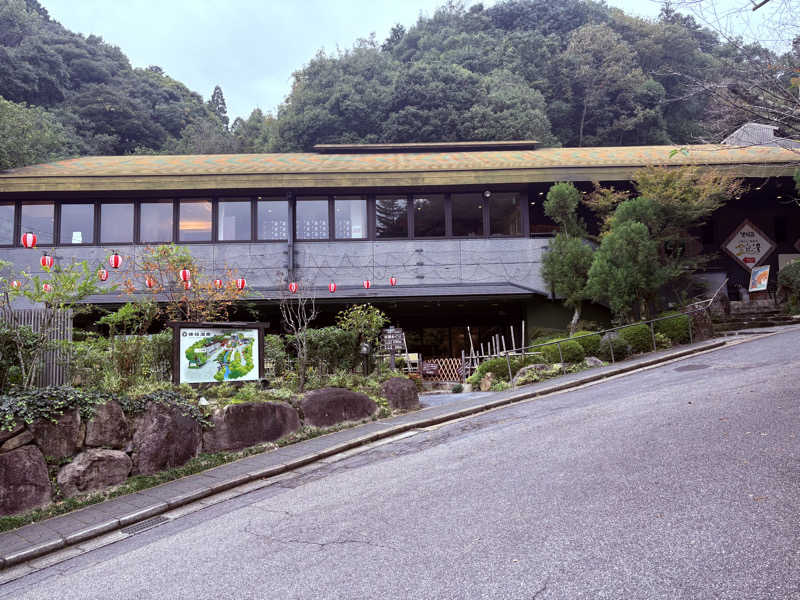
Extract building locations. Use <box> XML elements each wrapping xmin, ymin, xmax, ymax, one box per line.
<box><xmin>1</xmin><ymin>139</ymin><xmax>798</xmax><ymax>358</ymax></box>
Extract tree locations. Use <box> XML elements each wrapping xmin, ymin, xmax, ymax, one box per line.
<box><xmin>278</xmin><ymin>276</ymin><xmax>318</xmax><ymax>392</ymax></box>
<box><xmin>207</xmin><ymin>85</ymin><xmax>229</xmax><ymax>130</ymax></box>
<box><xmin>542</xmin><ymin>234</ymin><xmax>594</xmax><ymax>335</ymax></box>
<box><xmin>0</xmin><ymin>95</ymin><xmax>78</xmax><ymax>169</ymax></box>
<box><xmin>335</xmin><ymin>304</ymin><xmax>389</xmax><ymax>347</ymax></box>
<box><xmin>543</xmin><ymin>181</ymin><xmax>585</xmax><ymax>237</ymax></box>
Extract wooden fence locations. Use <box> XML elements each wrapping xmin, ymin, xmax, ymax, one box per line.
<box><xmin>10</xmin><ymin>309</ymin><xmax>73</xmax><ymax>387</ymax></box>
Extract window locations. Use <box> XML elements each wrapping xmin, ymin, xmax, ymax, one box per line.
<box><xmin>101</xmin><ymin>203</ymin><xmax>134</xmax><ymax>243</ymax></box>
<box><xmin>490</xmin><ymin>193</ymin><xmax>521</xmax><ymax>236</ymax></box>
<box><xmin>257</xmin><ymin>198</ymin><xmax>288</xmax><ymax>240</ymax></box>
<box><xmin>21</xmin><ymin>204</ymin><xmax>54</xmax><ymax>244</ymax></box>
<box><xmin>218</xmin><ymin>199</ymin><xmax>252</xmax><ymax>241</ymax></box>
<box><xmin>375</xmin><ymin>195</ymin><xmax>408</xmax><ymax>239</ymax></box>
<box><xmin>413</xmin><ymin>194</ymin><xmax>445</xmax><ymax>237</ymax></box>
<box><xmin>60</xmin><ymin>204</ymin><xmax>94</xmax><ymax>244</ymax></box>
<box><xmin>179</xmin><ymin>200</ymin><xmax>212</xmax><ymax>242</ymax></box>
<box><xmin>296</xmin><ymin>196</ymin><xmax>329</xmax><ymax>240</ymax></box>
<box><xmin>0</xmin><ymin>205</ymin><xmax>14</xmax><ymax>245</ymax></box>
<box><xmin>334</xmin><ymin>196</ymin><xmax>367</xmax><ymax>239</ymax></box>
<box><xmin>452</xmin><ymin>193</ymin><xmax>484</xmax><ymax>236</ymax></box>
<box><xmin>140</xmin><ymin>202</ymin><xmax>174</xmax><ymax>243</ymax></box>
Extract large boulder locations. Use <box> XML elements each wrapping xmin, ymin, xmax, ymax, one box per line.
<box><xmin>0</xmin><ymin>422</ymin><xmax>24</xmax><ymax>445</ymax></box>
<box><xmin>0</xmin><ymin>429</ymin><xmax>34</xmax><ymax>453</ymax></box>
<box><xmin>203</xmin><ymin>402</ymin><xmax>300</xmax><ymax>452</ymax></box>
<box><xmin>57</xmin><ymin>449</ymin><xmax>132</xmax><ymax>498</ymax></box>
<box><xmin>85</xmin><ymin>401</ymin><xmax>130</xmax><ymax>449</ymax></box>
<box><xmin>0</xmin><ymin>445</ymin><xmax>52</xmax><ymax>515</ymax></box>
<box><xmin>30</xmin><ymin>408</ymin><xmax>83</xmax><ymax>459</ymax></box>
<box><xmin>300</xmin><ymin>387</ymin><xmax>377</xmax><ymax>428</ymax></box>
<box><xmin>131</xmin><ymin>402</ymin><xmax>202</xmax><ymax>475</ymax></box>
<box><xmin>380</xmin><ymin>377</ymin><xmax>419</xmax><ymax>410</ymax></box>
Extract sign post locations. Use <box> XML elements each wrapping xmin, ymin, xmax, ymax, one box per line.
<box><xmin>722</xmin><ymin>219</ymin><xmax>776</xmax><ymax>272</ymax></box>
<box><xmin>381</xmin><ymin>326</ymin><xmax>404</xmax><ymax>371</ymax></box>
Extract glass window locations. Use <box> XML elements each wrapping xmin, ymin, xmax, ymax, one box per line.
<box><xmin>21</xmin><ymin>204</ymin><xmax>54</xmax><ymax>244</ymax></box>
<box><xmin>140</xmin><ymin>202</ymin><xmax>174</xmax><ymax>243</ymax></box>
<box><xmin>101</xmin><ymin>203</ymin><xmax>134</xmax><ymax>243</ymax></box>
<box><xmin>334</xmin><ymin>196</ymin><xmax>367</xmax><ymax>239</ymax></box>
<box><xmin>296</xmin><ymin>196</ymin><xmax>329</xmax><ymax>240</ymax></box>
<box><xmin>0</xmin><ymin>205</ymin><xmax>14</xmax><ymax>245</ymax></box>
<box><xmin>413</xmin><ymin>194</ymin><xmax>445</xmax><ymax>237</ymax></box>
<box><xmin>490</xmin><ymin>193</ymin><xmax>522</xmax><ymax>236</ymax></box>
<box><xmin>375</xmin><ymin>195</ymin><xmax>408</xmax><ymax>239</ymax></box>
<box><xmin>218</xmin><ymin>199</ymin><xmax>251</xmax><ymax>241</ymax></box>
<box><xmin>452</xmin><ymin>193</ymin><xmax>484</xmax><ymax>236</ymax></box>
<box><xmin>60</xmin><ymin>204</ymin><xmax>94</xmax><ymax>244</ymax></box>
<box><xmin>257</xmin><ymin>198</ymin><xmax>289</xmax><ymax>240</ymax></box>
<box><xmin>179</xmin><ymin>200</ymin><xmax>212</xmax><ymax>242</ymax></box>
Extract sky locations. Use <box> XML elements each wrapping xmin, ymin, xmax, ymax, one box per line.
<box><xmin>41</xmin><ymin>0</ymin><xmax>778</xmax><ymax>122</ymax></box>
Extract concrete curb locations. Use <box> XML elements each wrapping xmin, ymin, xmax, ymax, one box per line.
<box><xmin>0</xmin><ymin>338</ymin><xmax>729</xmax><ymax>572</ymax></box>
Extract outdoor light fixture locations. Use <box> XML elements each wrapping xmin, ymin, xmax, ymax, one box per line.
<box><xmin>108</xmin><ymin>252</ymin><xmax>122</xmax><ymax>269</ymax></box>
<box><xmin>179</xmin><ymin>269</ymin><xmax>191</xmax><ymax>282</ymax></box>
<box><xmin>40</xmin><ymin>253</ymin><xmax>54</xmax><ymax>269</ymax></box>
<box><xmin>236</xmin><ymin>278</ymin><xmax>246</xmax><ymax>290</ymax></box>
<box><xmin>42</xmin><ymin>283</ymin><xmax>52</xmax><ymax>293</ymax></box>
<box><xmin>288</xmin><ymin>282</ymin><xmax>298</xmax><ymax>294</ymax></box>
<box><xmin>97</xmin><ymin>269</ymin><xmax>109</xmax><ymax>282</ymax></box>
<box><xmin>389</xmin><ymin>276</ymin><xmax>397</xmax><ymax>286</ymax></box>
<box><xmin>329</xmin><ymin>282</ymin><xmax>337</xmax><ymax>293</ymax></box>
<box><xmin>213</xmin><ymin>279</ymin><xmax>223</xmax><ymax>289</ymax></box>
<box><xmin>21</xmin><ymin>232</ymin><xmax>37</xmax><ymax>248</ymax></box>
<box><xmin>363</xmin><ymin>279</ymin><xmax>371</xmax><ymax>289</ymax></box>
<box><xmin>483</xmin><ymin>190</ymin><xmax>491</xmax><ymax>198</ymax></box>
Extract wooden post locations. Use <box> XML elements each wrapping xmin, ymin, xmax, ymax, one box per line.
<box><xmin>510</xmin><ymin>325</ymin><xmax>516</xmax><ymax>353</ymax></box>
<box><xmin>521</xmin><ymin>320</ymin><xmax>526</xmax><ymax>356</ymax></box>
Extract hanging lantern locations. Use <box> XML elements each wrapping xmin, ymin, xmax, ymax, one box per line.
<box><xmin>97</xmin><ymin>268</ymin><xmax>109</xmax><ymax>282</ymax></box>
<box><xmin>108</xmin><ymin>251</ymin><xmax>122</xmax><ymax>269</ymax></box>
<box><xmin>183</xmin><ymin>280</ymin><xmax>192</xmax><ymax>290</ymax></box>
<box><xmin>42</xmin><ymin>283</ymin><xmax>52</xmax><ymax>293</ymax></box>
<box><xmin>179</xmin><ymin>268</ymin><xmax>191</xmax><ymax>282</ymax></box>
<box><xmin>145</xmin><ymin>276</ymin><xmax>155</xmax><ymax>289</ymax></box>
<box><xmin>21</xmin><ymin>232</ymin><xmax>37</xmax><ymax>249</ymax></box>
<box><xmin>288</xmin><ymin>281</ymin><xmax>298</xmax><ymax>294</ymax></box>
<box><xmin>328</xmin><ymin>282</ymin><xmax>336</xmax><ymax>293</ymax></box>
<box><xmin>363</xmin><ymin>279</ymin><xmax>371</xmax><ymax>290</ymax></box>
<box><xmin>235</xmin><ymin>278</ymin><xmax>246</xmax><ymax>290</ymax></box>
<box><xmin>389</xmin><ymin>276</ymin><xmax>397</xmax><ymax>287</ymax></box>
<box><xmin>213</xmin><ymin>279</ymin><xmax>223</xmax><ymax>289</ymax></box>
<box><xmin>40</xmin><ymin>253</ymin><xmax>54</xmax><ymax>269</ymax></box>
<box><xmin>11</xmin><ymin>280</ymin><xmax>21</xmax><ymax>290</ymax></box>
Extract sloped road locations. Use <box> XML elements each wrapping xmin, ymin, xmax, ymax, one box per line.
<box><xmin>3</xmin><ymin>330</ymin><xmax>799</xmax><ymax>599</ymax></box>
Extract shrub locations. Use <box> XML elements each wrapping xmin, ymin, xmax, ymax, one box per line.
<box><xmin>571</xmin><ymin>330</ymin><xmax>601</xmax><ymax>356</ymax></box>
<box><xmin>618</xmin><ymin>323</ymin><xmax>653</xmax><ymax>354</ymax></box>
<box><xmin>0</xmin><ymin>322</ymin><xmax>39</xmax><ymax>392</ymax></box>
<box><xmin>1</xmin><ymin>386</ymin><xmax>113</xmax><ymax>431</ymax></box>
<box><xmin>300</xmin><ymin>327</ymin><xmax>359</xmax><ymax>373</ymax></box>
<box><xmin>598</xmin><ymin>334</ymin><xmax>631</xmax><ymax>362</ymax></box>
<box><xmin>778</xmin><ymin>261</ymin><xmax>800</xmax><ymax>305</ymax></box>
<box><xmin>541</xmin><ymin>340</ymin><xmax>585</xmax><ymax>363</ymax></box>
<box><xmin>654</xmin><ymin>312</ymin><xmax>690</xmax><ymax>344</ymax></box>
<box><xmin>451</xmin><ymin>383</ymin><xmax>463</xmax><ymax>393</ymax></box>
<box><xmin>264</xmin><ymin>334</ymin><xmax>288</xmax><ymax>376</ymax></box>
<box><xmin>654</xmin><ymin>332</ymin><xmax>672</xmax><ymax>350</ymax></box>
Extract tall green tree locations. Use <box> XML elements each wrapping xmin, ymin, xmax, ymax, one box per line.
<box><xmin>0</xmin><ymin>95</ymin><xmax>76</xmax><ymax>170</ymax></box>
<box><xmin>208</xmin><ymin>85</ymin><xmax>229</xmax><ymax>130</ymax></box>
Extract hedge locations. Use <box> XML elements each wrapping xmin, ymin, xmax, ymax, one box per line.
<box><xmin>571</xmin><ymin>331</ymin><xmax>601</xmax><ymax>356</ymax></box>
<box><xmin>654</xmin><ymin>312</ymin><xmax>690</xmax><ymax>344</ymax></box>
<box><xmin>541</xmin><ymin>339</ymin><xmax>585</xmax><ymax>363</ymax></box>
<box><xmin>598</xmin><ymin>335</ymin><xmax>631</xmax><ymax>362</ymax></box>
<box><xmin>618</xmin><ymin>323</ymin><xmax>653</xmax><ymax>354</ymax></box>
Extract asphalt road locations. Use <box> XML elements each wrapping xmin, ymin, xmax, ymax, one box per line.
<box><xmin>3</xmin><ymin>330</ymin><xmax>799</xmax><ymax>599</ymax></box>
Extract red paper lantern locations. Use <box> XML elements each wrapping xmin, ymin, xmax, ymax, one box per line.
<box><xmin>183</xmin><ymin>280</ymin><xmax>192</xmax><ymax>290</ymax></box>
<box><xmin>108</xmin><ymin>252</ymin><xmax>122</xmax><ymax>269</ymax></box>
<box><xmin>21</xmin><ymin>232</ymin><xmax>37</xmax><ymax>248</ymax></box>
<box><xmin>179</xmin><ymin>269</ymin><xmax>191</xmax><ymax>282</ymax></box>
<box><xmin>97</xmin><ymin>269</ymin><xmax>109</xmax><ymax>282</ymax></box>
<box><xmin>40</xmin><ymin>253</ymin><xmax>54</xmax><ymax>269</ymax></box>
<box><xmin>213</xmin><ymin>279</ymin><xmax>223</xmax><ymax>289</ymax></box>
<box><xmin>389</xmin><ymin>276</ymin><xmax>397</xmax><ymax>287</ymax></box>
<box><xmin>288</xmin><ymin>282</ymin><xmax>298</xmax><ymax>294</ymax></box>
<box><xmin>11</xmin><ymin>280</ymin><xmax>21</xmax><ymax>290</ymax></box>
<box><xmin>363</xmin><ymin>279</ymin><xmax>371</xmax><ymax>289</ymax></box>
<box><xmin>328</xmin><ymin>282</ymin><xmax>336</xmax><ymax>293</ymax></box>
<box><xmin>42</xmin><ymin>283</ymin><xmax>52</xmax><ymax>293</ymax></box>
<box><xmin>236</xmin><ymin>278</ymin><xmax>246</xmax><ymax>290</ymax></box>
<box><xmin>145</xmin><ymin>277</ymin><xmax>155</xmax><ymax>289</ymax></box>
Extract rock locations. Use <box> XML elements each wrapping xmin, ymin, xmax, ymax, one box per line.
<box><xmin>85</xmin><ymin>401</ymin><xmax>130</xmax><ymax>449</ymax></box>
<box><xmin>479</xmin><ymin>372</ymin><xmax>494</xmax><ymax>392</ymax></box>
<box><xmin>202</xmin><ymin>402</ymin><xmax>300</xmax><ymax>452</ymax></box>
<box><xmin>56</xmin><ymin>449</ymin><xmax>132</xmax><ymax>498</ymax></box>
<box><xmin>585</xmin><ymin>356</ymin><xmax>604</xmax><ymax>368</ymax></box>
<box><xmin>30</xmin><ymin>408</ymin><xmax>82</xmax><ymax>459</ymax></box>
<box><xmin>300</xmin><ymin>388</ymin><xmax>377</xmax><ymax>428</ymax></box>
<box><xmin>0</xmin><ymin>445</ymin><xmax>51</xmax><ymax>515</ymax></box>
<box><xmin>511</xmin><ymin>364</ymin><xmax>550</xmax><ymax>387</ymax></box>
<box><xmin>0</xmin><ymin>430</ymin><xmax>34</xmax><ymax>453</ymax></box>
<box><xmin>0</xmin><ymin>422</ymin><xmax>24</xmax><ymax>445</ymax></box>
<box><xmin>380</xmin><ymin>377</ymin><xmax>420</xmax><ymax>410</ymax></box>
<box><xmin>131</xmin><ymin>402</ymin><xmax>202</xmax><ymax>475</ymax></box>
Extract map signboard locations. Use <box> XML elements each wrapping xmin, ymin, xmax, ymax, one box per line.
<box><xmin>171</xmin><ymin>323</ymin><xmax>264</xmax><ymax>384</ymax></box>
<box><xmin>722</xmin><ymin>219</ymin><xmax>776</xmax><ymax>272</ymax></box>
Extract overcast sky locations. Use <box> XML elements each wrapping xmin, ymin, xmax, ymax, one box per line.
<box><xmin>42</xmin><ymin>0</ymin><xmax>775</xmax><ymax>122</ymax></box>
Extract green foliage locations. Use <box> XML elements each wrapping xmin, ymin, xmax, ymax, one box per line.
<box><xmin>598</xmin><ymin>335</ymin><xmax>631</xmax><ymax>362</ymax></box>
<box><xmin>654</xmin><ymin>332</ymin><xmax>672</xmax><ymax>350</ymax></box>
<box><xmin>298</xmin><ymin>327</ymin><xmax>360</xmax><ymax>373</ymax></box>
<box><xmin>618</xmin><ymin>323</ymin><xmax>654</xmax><ymax>354</ymax></box>
<box><xmin>571</xmin><ymin>330</ymin><xmax>601</xmax><ymax>356</ymax></box>
<box><xmin>0</xmin><ymin>386</ymin><xmax>113</xmax><ymax>431</ymax></box>
<box><xmin>263</xmin><ymin>334</ymin><xmax>288</xmax><ymax>376</ymax></box>
<box><xmin>543</xmin><ymin>183</ymin><xmax>585</xmax><ymax>237</ymax></box>
<box><xmin>490</xmin><ymin>380</ymin><xmax>511</xmax><ymax>392</ymax></box>
<box><xmin>466</xmin><ymin>354</ymin><xmax>543</xmax><ymax>384</ymax></box>
<box><xmin>541</xmin><ymin>339</ymin><xmax>585</xmax><ymax>364</ymax></box>
<box><xmin>0</xmin><ymin>321</ymin><xmax>38</xmax><ymax>391</ymax></box>
<box><xmin>97</xmin><ymin>302</ymin><xmax>158</xmax><ymax>336</ymax></box>
<box><xmin>654</xmin><ymin>311</ymin><xmax>690</xmax><ymax>344</ymax></box>
<box><xmin>335</xmin><ymin>304</ymin><xmax>389</xmax><ymax>346</ymax></box>
<box><xmin>117</xmin><ymin>388</ymin><xmax>210</xmax><ymax>427</ymax></box>
<box><xmin>0</xmin><ymin>95</ymin><xmax>77</xmax><ymax>170</ymax></box>
<box><xmin>778</xmin><ymin>260</ymin><xmax>800</xmax><ymax>306</ymax></box>
<box><xmin>451</xmin><ymin>383</ymin><xmax>464</xmax><ymax>394</ymax></box>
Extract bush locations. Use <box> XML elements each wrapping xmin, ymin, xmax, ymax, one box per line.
<box><xmin>571</xmin><ymin>330</ymin><xmax>601</xmax><ymax>356</ymax></box>
<box><xmin>598</xmin><ymin>334</ymin><xmax>631</xmax><ymax>362</ymax></box>
<box><xmin>618</xmin><ymin>323</ymin><xmax>653</xmax><ymax>354</ymax></box>
<box><xmin>1</xmin><ymin>386</ymin><xmax>114</xmax><ymax>431</ymax></box>
<box><xmin>654</xmin><ymin>332</ymin><xmax>672</xmax><ymax>350</ymax></box>
<box><xmin>778</xmin><ymin>261</ymin><xmax>800</xmax><ymax>305</ymax></box>
<box><xmin>301</xmin><ymin>327</ymin><xmax>359</xmax><ymax>373</ymax></box>
<box><xmin>541</xmin><ymin>340</ymin><xmax>585</xmax><ymax>363</ymax></box>
<box><xmin>654</xmin><ymin>312</ymin><xmax>690</xmax><ymax>344</ymax></box>
<box><xmin>0</xmin><ymin>322</ymin><xmax>39</xmax><ymax>392</ymax></box>
<box><xmin>451</xmin><ymin>383</ymin><xmax>463</xmax><ymax>393</ymax></box>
